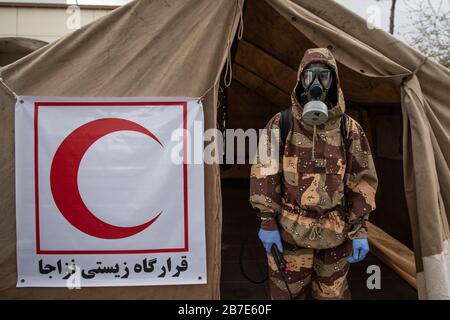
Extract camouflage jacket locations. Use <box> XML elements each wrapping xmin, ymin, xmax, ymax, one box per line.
<box><xmin>250</xmin><ymin>48</ymin><xmax>378</xmax><ymax>249</ymax></box>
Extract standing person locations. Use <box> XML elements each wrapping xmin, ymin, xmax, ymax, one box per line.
<box><xmin>250</xmin><ymin>48</ymin><xmax>378</xmax><ymax>300</ymax></box>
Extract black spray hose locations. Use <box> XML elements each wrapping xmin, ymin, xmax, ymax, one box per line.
<box><xmin>238</xmin><ymin>234</ymin><xmax>293</xmax><ymax>300</ymax></box>
<box><xmin>239</xmin><ymin>234</ymin><xmax>268</xmax><ymax>284</ymax></box>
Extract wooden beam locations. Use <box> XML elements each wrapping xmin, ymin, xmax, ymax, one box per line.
<box><xmin>242</xmin><ymin>0</ymin><xmax>314</xmax><ymax>70</ymax></box>
<box><xmin>235</xmin><ymin>40</ymin><xmax>298</xmax><ymax>96</ymax></box>
<box><xmin>233</xmin><ymin>63</ymin><xmax>290</xmax><ymax>108</ymax></box>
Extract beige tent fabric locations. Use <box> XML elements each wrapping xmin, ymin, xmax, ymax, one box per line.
<box><xmin>265</xmin><ymin>0</ymin><xmax>450</xmax><ymax>299</ymax></box>
<box><xmin>367</xmin><ymin>222</ymin><xmax>416</xmax><ymax>289</ymax></box>
<box><xmin>1</xmin><ymin>0</ymin><xmax>449</xmax><ymax>300</ymax></box>
<box><xmin>402</xmin><ymin>75</ymin><xmax>450</xmax><ymax>299</ymax></box>
<box><xmin>0</xmin><ymin>0</ymin><xmax>244</xmax><ymax>299</ymax></box>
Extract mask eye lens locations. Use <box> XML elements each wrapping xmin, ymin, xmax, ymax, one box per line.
<box><xmin>319</xmin><ymin>70</ymin><xmax>332</xmax><ymax>88</ymax></box>
<box><xmin>302</xmin><ymin>70</ymin><xmax>314</xmax><ymax>87</ymax></box>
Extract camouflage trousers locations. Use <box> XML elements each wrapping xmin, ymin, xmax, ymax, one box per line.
<box><xmin>267</xmin><ymin>239</ymin><xmax>352</xmax><ymax>300</ymax></box>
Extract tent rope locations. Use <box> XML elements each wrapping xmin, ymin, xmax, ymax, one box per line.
<box><xmin>197</xmin><ymin>83</ymin><xmax>216</xmax><ymax>103</ymax></box>
<box><xmin>224</xmin><ymin>0</ymin><xmax>244</xmax><ymax>88</ymax></box>
<box><xmin>411</xmin><ymin>56</ymin><xmax>428</xmax><ymax>76</ymax></box>
<box><xmin>198</xmin><ymin>0</ymin><xmax>244</xmax><ymax>98</ymax></box>
<box><xmin>237</xmin><ymin>0</ymin><xmax>244</xmax><ymax>41</ymax></box>
<box><xmin>0</xmin><ymin>76</ymin><xmax>18</xmax><ymax>100</ymax></box>
<box><xmin>224</xmin><ymin>45</ymin><xmax>233</xmax><ymax>87</ymax></box>
<box><xmin>400</xmin><ymin>56</ymin><xmax>428</xmax><ymax>85</ymax></box>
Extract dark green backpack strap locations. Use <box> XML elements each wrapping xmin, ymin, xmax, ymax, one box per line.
<box><xmin>280</xmin><ymin>107</ymin><xmax>292</xmax><ymax>146</ymax></box>
<box><xmin>340</xmin><ymin>113</ymin><xmax>350</xmax><ymax>149</ymax></box>
<box><xmin>340</xmin><ymin>113</ymin><xmax>350</xmax><ymax>213</ymax></box>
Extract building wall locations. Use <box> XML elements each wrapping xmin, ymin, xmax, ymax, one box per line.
<box><xmin>0</xmin><ymin>6</ymin><xmax>113</xmax><ymax>43</ymax></box>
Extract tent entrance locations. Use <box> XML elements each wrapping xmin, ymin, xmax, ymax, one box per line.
<box><xmin>218</xmin><ymin>82</ymin><xmax>418</xmax><ymax>299</ymax></box>
<box><xmin>218</xmin><ymin>0</ymin><xmax>417</xmax><ymax>298</ymax></box>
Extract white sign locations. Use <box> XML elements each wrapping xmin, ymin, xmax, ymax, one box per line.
<box><xmin>15</xmin><ymin>96</ymin><xmax>206</xmax><ymax>287</ymax></box>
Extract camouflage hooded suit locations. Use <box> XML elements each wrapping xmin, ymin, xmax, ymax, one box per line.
<box><xmin>250</xmin><ymin>48</ymin><xmax>378</xmax><ymax>299</ymax></box>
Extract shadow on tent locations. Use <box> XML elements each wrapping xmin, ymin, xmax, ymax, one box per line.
<box><xmin>219</xmin><ymin>0</ymin><xmax>417</xmax><ymax>300</ymax></box>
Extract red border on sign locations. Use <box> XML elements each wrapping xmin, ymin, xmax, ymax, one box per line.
<box><xmin>34</xmin><ymin>101</ymin><xmax>189</xmax><ymax>254</ymax></box>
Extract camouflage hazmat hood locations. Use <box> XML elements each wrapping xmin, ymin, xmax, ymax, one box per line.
<box><xmin>291</xmin><ymin>48</ymin><xmax>346</xmax><ymax>129</ymax></box>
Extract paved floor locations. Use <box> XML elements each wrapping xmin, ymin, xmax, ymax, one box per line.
<box><xmin>220</xmin><ymin>179</ymin><xmax>418</xmax><ymax>300</ymax></box>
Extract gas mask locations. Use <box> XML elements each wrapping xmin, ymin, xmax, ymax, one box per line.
<box><xmin>298</xmin><ymin>63</ymin><xmax>334</xmax><ymax>126</ymax></box>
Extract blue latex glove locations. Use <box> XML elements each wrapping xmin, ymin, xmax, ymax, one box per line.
<box><xmin>348</xmin><ymin>238</ymin><xmax>369</xmax><ymax>263</ymax></box>
<box><xmin>258</xmin><ymin>228</ymin><xmax>283</xmax><ymax>254</ymax></box>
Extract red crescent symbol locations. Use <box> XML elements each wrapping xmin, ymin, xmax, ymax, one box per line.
<box><xmin>50</xmin><ymin>118</ymin><xmax>163</xmax><ymax>239</ymax></box>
